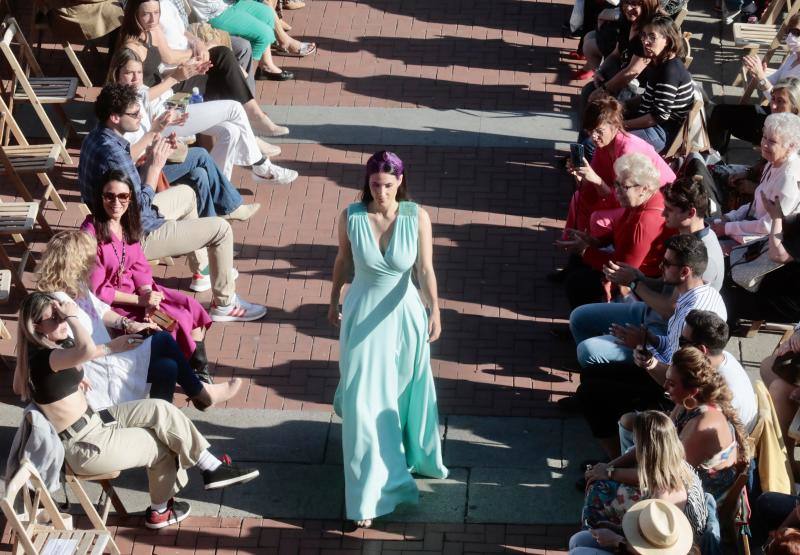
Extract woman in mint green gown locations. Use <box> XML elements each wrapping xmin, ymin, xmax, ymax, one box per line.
<box><xmin>328</xmin><ymin>151</ymin><xmax>449</xmax><ymax>527</ymax></box>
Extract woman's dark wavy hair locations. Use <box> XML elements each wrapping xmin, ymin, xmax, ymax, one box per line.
<box><xmin>92</xmin><ymin>169</ymin><xmax>142</xmax><ymax>245</ymax></box>
<box><xmin>643</xmin><ymin>15</ymin><xmax>685</xmax><ymax>65</ymax></box>
<box><xmin>119</xmin><ymin>0</ymin><xmax>158</xmax><ymax>45</ymax></box>
<box><xmin>360</xmin><ymin>151</ymin><xmax>409</xmax><ymax>204</ymax></box>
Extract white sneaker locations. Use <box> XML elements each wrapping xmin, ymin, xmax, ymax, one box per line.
<box><xmin>210</xmin><ymin>295</ymin><xmax>267</xmax><ymax>322</ymax></box>
<box><xmin>224</xmin><ymin>203</ymin><xmax>261</xmax><ymax>221</ymax></box>
<box><xmin>190</xmin><ymin>268</ymin><xmax>239</xmax><ymax>292</ymax></box>
<box><xmin>252</xmin><ymin>161</ymin><xmax>298</xmax><ymax>184</ymax></box>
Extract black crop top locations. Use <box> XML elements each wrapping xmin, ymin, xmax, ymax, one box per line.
<box><xmin>28</xmin><ymin>347</ymin><xmax>84</xmax><ymax>404</ymax></box>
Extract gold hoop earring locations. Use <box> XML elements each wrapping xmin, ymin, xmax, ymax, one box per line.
<box><xmin>682</xmin><ymin>396</ymin><xmax>698</xmax><ymax>410</ymax></box>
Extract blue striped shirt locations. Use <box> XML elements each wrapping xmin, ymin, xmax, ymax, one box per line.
<box><xmin>654</xmin><ymin>283</ymin><xmax>727</xmax><ymax>363</ymax></box>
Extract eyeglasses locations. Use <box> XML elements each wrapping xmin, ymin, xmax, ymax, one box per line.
<box><xmin>614</xmin><ymin>181</ymin><xmax>640</xmax><ymax>191</ymax></box>
<box><xmin>123</xmin><ymin>110</ymin><xmax>142</xmax><ymax>119</ymax></box>
<box><xmin>659</xmin><ymin>258</ymin><xmax>683</xmax><ymax>269</ymax></box>
<box><xmin>678</xmin><ymin>336</ymin><xmax>698</xmax><ymax>348</ymax></box>
<box><xmin>102</xmin><ymin>192</ymin><xmax>131</xmax><ymax>203</ymax></box>
<box><xmin>35</xmin><ymin>312</ymin><xmax>64</xmax><ymax>326</ymax></box>
<box><xmin>787</xmin><ymin>28</ymin><xmax>800</xmax><ymax>37</ymax></box>
<box><xmin>639</xmin><ymin>32</ymin><xmax>662</xmax><ymax>43</ymax></box>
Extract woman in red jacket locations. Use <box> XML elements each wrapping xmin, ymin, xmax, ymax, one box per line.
<box><xmin>556</xmin><ymin>152</ymin><xmax>673</xmax><ymax>308</ymax></box>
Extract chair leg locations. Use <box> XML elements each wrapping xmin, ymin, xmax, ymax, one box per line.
<box><xmin>65</xmin><ymin>476</ymin><xmax>121</xmax><ymax>555</ymax></box>
<box><xmin>61</xmin><ymin>42</ymin><xmax>93</xmax><ymax>88</ymax></box>
<box><xmin>37</xmin><ymin>173</ymin><xmax>67</xmax><ymax>212</ymax></box>
<box><xmin>0</xmin><ymin>244</ymin><xmax>27</xmax><ymax>291</ymax></box>
<box><xmin>100</xmin><ymin>480</ymin><xmax>128</xmax><ymax>517</ymax></box>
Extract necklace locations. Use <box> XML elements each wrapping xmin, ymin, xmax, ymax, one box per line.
<box><xmin>109</xmin><ymin>239</ymin><xmax>127</xmax><ymax>285</ymax></box>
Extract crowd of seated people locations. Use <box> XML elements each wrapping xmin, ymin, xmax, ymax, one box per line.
<box><xmin>3</xmin><ymin>0</ymin><xmax>320</xmax><ymax>530</ymax></box>
<box><xmin>562</xmin><ymin>4</ymin><xmax>800</xmax><ymax>553</ymax></box>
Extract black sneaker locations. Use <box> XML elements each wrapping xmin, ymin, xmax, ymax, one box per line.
<box><xmin>145</xmin><ymin>499</ymin><xmax>191</xmax><ymax>529</ymax></box>
<box><xmin>203</xmin><ymin>463</ymin><xmax>260</xmax><ymax>490</ymax></box>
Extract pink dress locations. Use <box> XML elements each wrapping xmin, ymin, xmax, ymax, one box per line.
<box><xmin>563</xmin><ymin>132</ymin><xmax>676</xmax><ymax>239</ymax></box>
<box><xmin>81</xmin><ymin>217</ymin><xmax>212</xmax><ymax>358</ymax></box>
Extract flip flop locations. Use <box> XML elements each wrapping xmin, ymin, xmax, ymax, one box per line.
<box><xmin>284</xmin><ymin>0</ymin><xmax>305</xmax><ymax>9</ymax></box>
<box><xmin>272</xmin><ymin>42</ymin><xmax>317</xmax><ymax>57</ymax></box>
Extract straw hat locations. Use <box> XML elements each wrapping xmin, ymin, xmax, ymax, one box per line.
<box><xmin>621</xmin><ymin>499</ymin><xmax>693</xmax><ymax>555</ymax></box>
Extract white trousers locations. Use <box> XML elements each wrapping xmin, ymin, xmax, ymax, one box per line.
<box><xmin>165</xmin><ymin>100</ymin><xmax>263</xmax><ymax>179</ymax></box>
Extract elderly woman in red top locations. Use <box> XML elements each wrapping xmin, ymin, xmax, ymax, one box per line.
<box><xmin>564</xmin><ymin>96</ymin><xmax>675</xmax><ymax>242</ymax></box>
<box><xmin>557</xmin><ymin>152</ymin><xmax>673</xmax><ymax>308</ymax></box>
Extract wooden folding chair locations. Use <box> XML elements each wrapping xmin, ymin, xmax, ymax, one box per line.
<box><xmin>0</xmin><ymin>95</ymin><xmax>66</xmax><ymax>229</ymax></box>
<box><xmin>0</xmin><ymin>16</ymin><xmax>77</xmax><ymax>164</ymax></box>
<box><xmin>663</xmin><ymin>96</ymin><xmax>708</xmax><ymax>160</ymax></box>
<box><xmin>0</xmin><ymin>201</ymin><xmax>47</xmax><ymax>292</ymax></box>
<box><xmin>1</xmin><ymin>460</ymin><xmax>117</xmax><ymax>555</ymax></box>
<box><xmin>64</xmin><ymin>465</ymin><xmax>127</xmax><ymax>548</ymax></box>
<box><xmin>733</xmin><ymin>5</ymin><xmax>800</xmax><ymax>102</ymax></box>
<box><xmin>29</xmin><ymin>0</ymin><xmax>93</xmax><ymax>87</ymax></box>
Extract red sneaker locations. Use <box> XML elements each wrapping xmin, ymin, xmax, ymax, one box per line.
<box><xmin>144</xmin><ymin>499</ymin><xmax>191</xmax><ymax>529</ymax></box>
<box><xmin>568</xmin><ymin>50</ymin><xmax>586</xmax><ymax>61</ymax></box>
<box><xmin>572</xmin><ymin>68</ymin><xmax>595</xmax><ymax>81</ymax></box>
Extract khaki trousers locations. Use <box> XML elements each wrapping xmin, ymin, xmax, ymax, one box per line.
<box><xmin>143</xmin><ymin>185</ymin><xmax>236</xmax><ymax>306</ymax></box>
<box><xmin>62</xmin><ymin>399</ymin><xmax>210</xmax><ymax>504</ymax></box>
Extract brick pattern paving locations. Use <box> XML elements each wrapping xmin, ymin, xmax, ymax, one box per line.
<box><xmin>2</xmin><ymin>517</ymin><xmax>576</xmax><ymax>554</ymax></box>
<box><xmin>0</xmin><ymin>0</ymin><xmax>586</xmax><ymax>551</ymax></box>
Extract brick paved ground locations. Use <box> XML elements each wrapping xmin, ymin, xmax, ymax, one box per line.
<box><xmin>0</xmin><ymin>0</ymin><xmax>590</xmax><ymax>551</ymax></box>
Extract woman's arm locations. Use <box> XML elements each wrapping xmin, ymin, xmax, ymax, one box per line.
<box><xmin>623</xmin><ymin>112</ymin><xmax>658</xmax><ymax>130</ymax></box>
<box><xmin>416</xmin><ymin>208</ymin><xmax>441</xmax><ymax>342</ymax></box>
<box><xmin>604</xmin><ymin>55</ymin><xmax>650</xmax><ymax>95</ymax></box>
<box><xmin>328</xmin><ymin>209</ymin><xmax>353</xmax><ymax>326</ymax></box>
<box><xmin>768</xmin><ymin>216</ymin><xmax>794</xmax><ymax>263</ymax></box>
<box><xmin>48</xmin><ymin>301</ymin><xmax>97</xmax><ymax>371</ymax></box>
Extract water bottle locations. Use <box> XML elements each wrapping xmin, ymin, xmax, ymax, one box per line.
<box><xmin>189</xmin><ymin>87</ymin><xmax>204</xmax><ymax>104</ymax></box>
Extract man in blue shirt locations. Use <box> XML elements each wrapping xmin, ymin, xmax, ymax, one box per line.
<box><xmin>79</xmin><ymin>84</ymin><xmax>267</xmax><ymax>322</ymax></box>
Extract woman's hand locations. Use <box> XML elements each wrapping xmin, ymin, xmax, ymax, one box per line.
<box><xmin>591</xmin><ymin>528</ymin><xmax>624</xmax><ymax>548</ymax></box>
<box><xmin>569</xmin><ymin>160</ymin><xmax>602</xmax><ymax>187</ymax></box>
<box><xmin>174</xmin><ymin>58</ymin><xmax>212</xmax><ymax>81</ymax></box>
<box><xmin>742</xmin><ymin>54</ymin><xmax>767</xmax><ymax>81</ymax></box>
<box><xmin>138</xmin><ymin>289</ymin><xmax>164</xmax><ymax>309</ymax></box>
<box><xmin>711</xmin><ymin>221</ymin><xmax>727</xmax><ymax>236</ymax></box>
<box><xmin>428</xmin><ymin>308</ymin><xmax>441</xmax><ymax>343</ymax></box>
<box><xmin>52</xmin><ymin>299</ymin><xmax>79</xmax><ymax>320</ymax></box>
<box><xmin>126</xmin><ymin>321</ymin><xmax>159</xmax><ymax>334</ymax></box>
<box><xmin>776</xmin><ymin>330</ymin><xmax>800</xmax><ymax>356</ymax></box>
<box><xmin>327</xmin><ymin>303</ymin><xmax>341</xmax><ymax>327</ymax></box>
<box><xmin>554</xmin><ymin>229</ymin><xmax>593</xmax><ymax>255</ymax></box>
<box><xmin>761</xmin><ymin>190</ymin><xmax>785</xmax><ymax>220</ymax></box>
<box><xmin>107</xmin><ymin>334</ymin><xmax>145</xmax><ymax>353</ymax></box>
<box><xmin>79</xmin><ymin>378</ymin><xmax>92</xmax><ymax>392</ymax></box>
<box><xmin>585</xmin><ymin>462</ymin><xmax>608</xmax><ymax>486</ymax></box>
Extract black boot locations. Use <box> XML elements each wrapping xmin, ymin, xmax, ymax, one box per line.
<box><xmin>190</xmin><ymin>340</ymin><xmax>213</xmax><ymax>384</ymax></box>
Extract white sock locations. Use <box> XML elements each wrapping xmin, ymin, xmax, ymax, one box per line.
<box><xmin>195</xmin><ymin>450</ymin><xmax>222</xmax><ymax>472</ymax></box>
<box><xmin>150</xmin><ymin>500</ymin><xmax>168</xmax><ymax>513</ymax></box>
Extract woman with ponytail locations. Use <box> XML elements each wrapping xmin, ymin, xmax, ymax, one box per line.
<box><xmin>664</xmin><ymin>346</ymin><xmax>750</xmax><ymax>498</ymax></box>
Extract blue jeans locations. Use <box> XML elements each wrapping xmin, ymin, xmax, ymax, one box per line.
<box><xmin>751</xmin><ymin>492</ymin><xmax>799</xmax><ymax>546</ymax></box>
<box><xmin>568</xmin><ymin>530</ymin><xmax>613</xmax><ymax>554</ymax></box>
<box><xmin>629</xmin><ymin>124</ymin><xmax>667</xmax><ymax>153</ymax></box>
<box><xmin>147</xmin><ymin>331</ymin><xmax>204</xmax><ymax>402</ymax></box>
<box><xmin>162</xmin><ymin>147</ymin><xmax>242</xmax><ymax>217</ymax></box>
<box><xmin>570</xmin><ymin>301</ymin><xmax>667</xmax><ymax>368</ymax></box>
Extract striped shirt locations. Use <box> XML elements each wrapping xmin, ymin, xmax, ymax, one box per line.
<box><xmin>636</xmin><ymin>57</ymin><xmax>694</xmax><ymax>135</ymax></box>
<box><xmin>653</xmin><ymin>283</ymin><xmax>727</xmax><ymax>363</ymax></box>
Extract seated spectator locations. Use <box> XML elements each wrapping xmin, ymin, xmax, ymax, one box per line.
<box><xmin>760</xmin><ymin>327</ymin><xmax>800</xmax><ymax>454</ymax></box>
<box><xmin>578</xmin><ymin>0</ymin><xmax>661</xmax><ymax>113</ymax></box>
<box><xmin>13</xmin><ymin>291</ymin><xmax>258</xmax><ymax>529</ymax></box>
<box><xmin>570</xmin><ymin>236</ymin><xmax>727</xmax><ymax>458</ymax></box>
<box><xmin>110</xmin><ymin>49</ymin><xmax>297</xmax><ymax>184</ymax></box>
<box><xmin>708</xmin><ymin>16</ymin><xmax>800</xmax><ymax>155</ymax></box>
<box><xmin>558</xmin><ymin>96</ymin><xmax>674</xmax><ymax>257</ymax></box>
<box><xmin>557</xmin><ymin>153</ymin><xmax>672</xmax><ymax>308</ymax></box>
<box><xmin>723</xmin><ymin>197</ymin><xmax>800</xmax><ymax>325</ymax></box>
<box><xmin>82</xmin><ymin>170</ymin><xmax>214</xmax><ymax>383</ymax></box>
<box><xmin>753</xmin><ymin>503</ymin><xmax>800</xmax><ymax>553</ymax></box>
<box><xmin>573</xmin><ymin>411</ymin><xmax>707</xmax><ymax>549</ymax></box>
<box><xmin>663</xmin><ymin>346</ymin><xmax>747</xmax><ymax>498</ymax></box>
<box><xmin>569</xmin><ymin>498</ymin><xmax>699</xmax><ymax>554</ymax></box>
<box><xmin>569</xmin><ymin>179</ymin><xmax>724</xmax><ymax>374</ymax></box>
<box><xmin>42</xmin><ymin>0</ymin><xmax>122</xmax><ymax>43</ymax></box>
<box><xmin>158</xmin><ymin>0</ymin><xmax>257</xmax><ymax>95</ymax></box>
<box><xmin>33</xmin><ymin>231</ymin><xmax>240</xmax><ymax>410</ymax></box>
<box><xmin>712</xmin><ymin>112</ymin><xmax>800</xmax><ymax>246</ymax></box>
<box><xmin>765</xmin><ymin>528</ymin><xmax>800</xmax><ymax>555</ymax></box>
<box><xmin>119</xmin><ymin>0</ymin><xmax>289</xmax><ymax>135</ymax></box>
<box><xmin>78</xmin><ymin>85</ymin><xmax>268</xmax><ymax>321</ymax></box>
<box><xmin>185</xmin><ymin>0</ymin><xmax>316</xmax><ymax>79</ymax></box>
<box><xmin>623</xmin><ymin>16</ymin><xmax>693</xmax><ymax>153</ymax></box>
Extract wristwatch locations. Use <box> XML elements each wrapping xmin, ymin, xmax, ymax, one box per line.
<box><xmin>758</xmin><ymin>78</ymin><xmax>768</xmax><ymax>90</ymax></box>
<box><xmin>629</xmin><ymin>278</ymin><xmax>640</xmax><ymax>292</ymax></box>
<box><xmin>606</xmin><ymin>465</ymin><xmax>615</xmax><ymax>479</ymax></box>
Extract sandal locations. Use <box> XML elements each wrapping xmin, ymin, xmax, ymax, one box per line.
<box><xmin>272</xmin><ymin>41</ymin><xmax>317</xmax><ymax>57</ymax></box>
<box><xmin>283</xmin><ymin>0</ymin><xmax>305</xmax><ymax>9</ymax></box>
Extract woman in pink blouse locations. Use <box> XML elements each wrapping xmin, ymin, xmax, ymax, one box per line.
<box><xmin>81</xmin><ymin>169</ymin><xmax>214</xmax><ymax>382</ymax></box>
<box><xmin>565</xmin><ymin>96</ymin><xmax>675</xmax><ymax>239</ymax></box>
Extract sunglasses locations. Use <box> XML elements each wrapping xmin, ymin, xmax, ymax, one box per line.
<box><xmin>103</xmin><ymin>192</ymin><xmax>131</xmax><ymax>203</ymax></box>
<box><xmin>123</xmin><ymin>109</ymin><xmax>142</xmax><ymax>119</ymax></box>
<box><xmin>36</xmin><ymin>312</ymin><xmax>64</xmax><ymax>326</ymax></box>
<box><xmin>659</xmin><ymin>258</ymin><xmax>683</xmax><ymax>268</ymax></box>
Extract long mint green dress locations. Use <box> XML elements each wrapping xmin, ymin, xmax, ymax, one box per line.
<box><xmin>334</xmin><ymin>201</ymin><xmax>449</xmax><ymax>521</ymax></box>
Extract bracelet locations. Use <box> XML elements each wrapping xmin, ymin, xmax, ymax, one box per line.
<box><xmin>645</xmin><ymin>356</ymin><xmax>659</xmax><ymax>371</ymax></box>
<box><xmin>65</xmin><ymin>315</ymin><xmax>77</xmax><ymax>320</ymax></box>
<box><xmin>101</xmin><ymin>344</ymin><xmax>112</xmax><ymax>357</ymax></box>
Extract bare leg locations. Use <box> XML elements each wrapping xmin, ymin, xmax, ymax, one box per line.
<box><xmin>582</xmin><ymin>33</ymin><xmax>603</xmax><ymax>71</ymax></box>
<box><xmin>769</xmin><ymin>379</ymin><xmax>798</xmax><ymax>452</ymax></box>
<box><xmin>258</xmin><ymin>48</ymin><xmax>283</xmax><ymax>74</ymax></box>
<box><xmin>192</xmin><ymin>378</ymin><xmax>242</xmax><ymax>410</ymax></box>
<box><xmin>761</xmin><ymin>353</ymin><xmax>780</xmax><ymax>388</ymax></box>
<box><xmin>243</xmin><ymin>99</ymin><xmax>289</xmax><ymax>136</ymax></box>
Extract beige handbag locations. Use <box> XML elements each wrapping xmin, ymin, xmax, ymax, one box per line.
<box><xmin>187</xmin><ymin>22</ymin><xmax>232</xmax><ymax>49</ymax></box>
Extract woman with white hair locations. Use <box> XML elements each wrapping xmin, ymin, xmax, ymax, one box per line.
<box><xmin>556</xmin><ymin>152</ymin><xmax>672</xmax><ymax>307</ymax></box>
<box><xmin>712</xmin><ymin>112</ymin><xmax>800</xmax><ymax>245</ymax></box>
